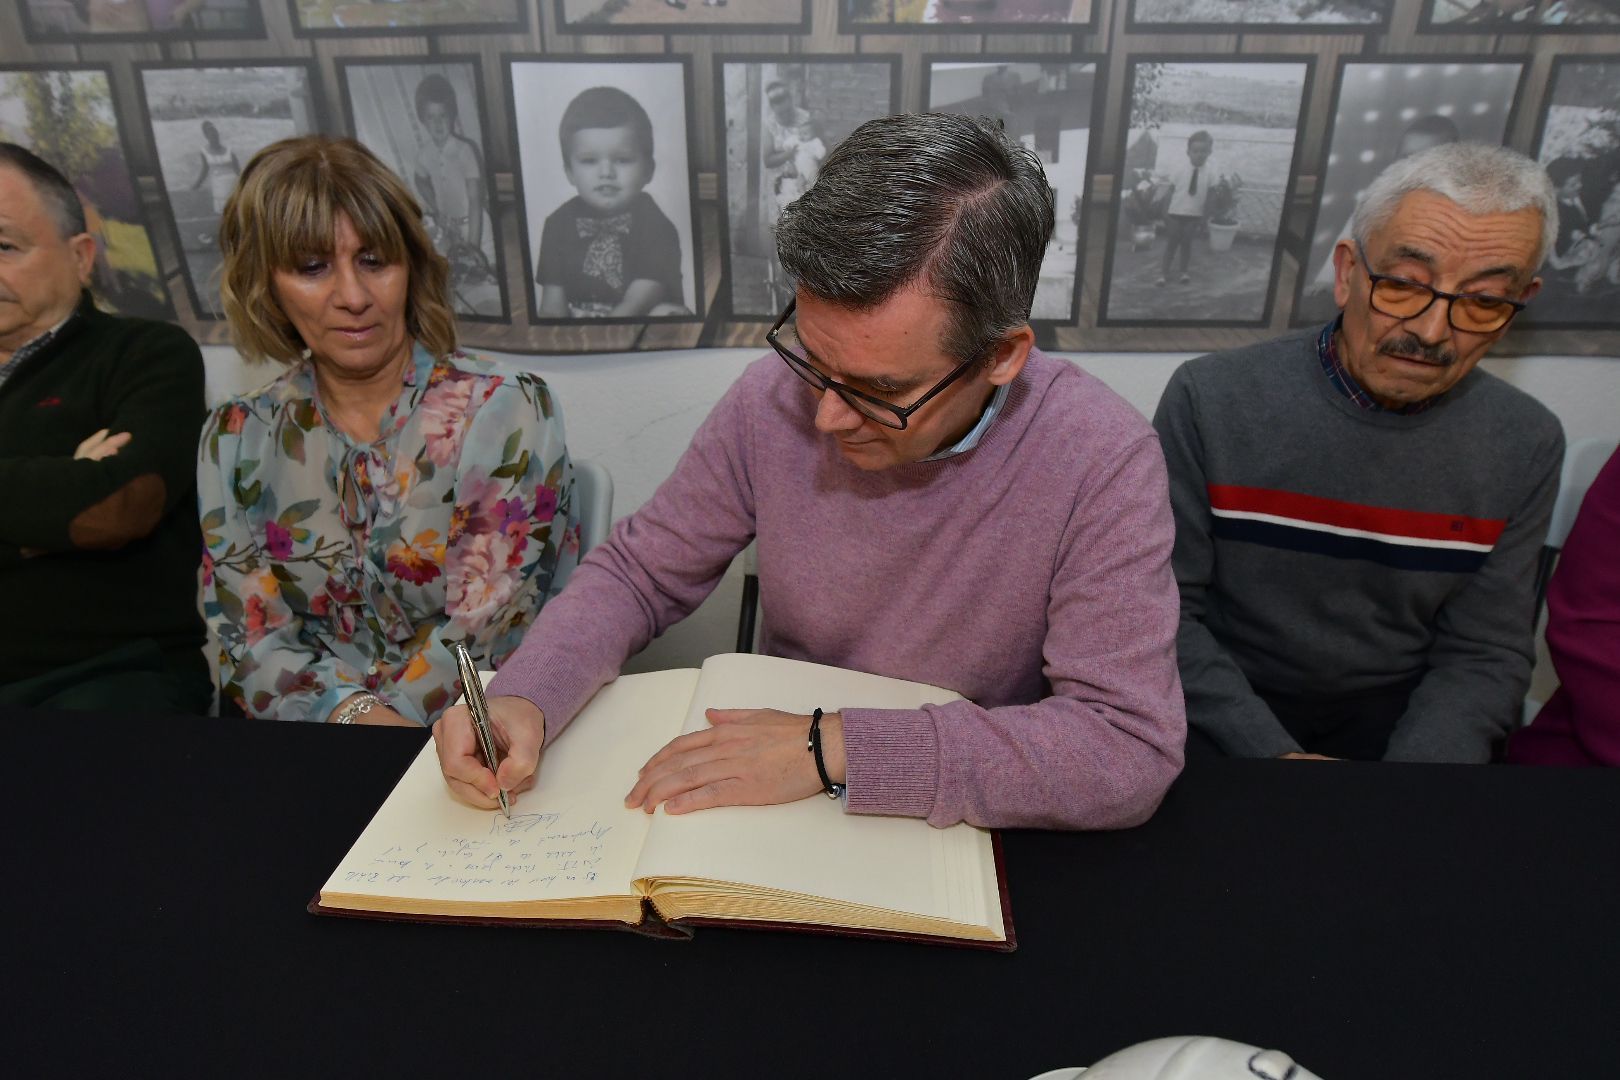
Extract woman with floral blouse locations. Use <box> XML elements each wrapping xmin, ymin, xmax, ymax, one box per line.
<box><xmin>199</xmin><ymin>136</ymin><xmax>574</xmax><ymax>725</ymax></box>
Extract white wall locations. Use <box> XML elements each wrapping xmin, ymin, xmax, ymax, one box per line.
<box><xmin>203</xmin><ymin>344</ymin><xmax>1620</xmax><ymax>682</ymax></box>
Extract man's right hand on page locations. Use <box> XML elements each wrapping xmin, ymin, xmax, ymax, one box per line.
<box><xmin>434</xmin><ymin>695</ymin><xmax>546</xmax><ymax>809</ymax></box>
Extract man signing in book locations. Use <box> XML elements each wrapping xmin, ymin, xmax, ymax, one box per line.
<box><xmin>437</xmin><ymin>112</ymin><xmax>1186</xmax><ymax>830</ymax></box>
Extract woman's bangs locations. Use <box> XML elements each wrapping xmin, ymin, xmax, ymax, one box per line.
<box><xmin>263</xmin><ymin>165</ymin><xmax>409</xmax><ymax>269</ymax></box>
<box><xmin>338</xmin><ymin>182</ymin><xmax>411</xmax><ymax>266</ymax></box>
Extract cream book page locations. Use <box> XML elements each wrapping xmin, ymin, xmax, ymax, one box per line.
<box><xmin>320</xmin><ymin>668</ymin><xmax>698</xmax><ymax>913</ymax></box>
<box><xmin>629</xmin><ymin>654</ymin><xmax>1003</xmax><ymax>935</ymax></box>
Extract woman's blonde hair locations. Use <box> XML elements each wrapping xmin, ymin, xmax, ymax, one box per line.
<box><xmin>218</xmin><ymin>135</ymin><xmax>456</xmax><ymax>365</ymax></box>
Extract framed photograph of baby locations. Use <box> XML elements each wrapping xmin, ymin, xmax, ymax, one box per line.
<box><xmin>716</xmin><ymin>56</ymin><xmax>900</xmax><ymax>319</ymax></box>
<box><xmin>1524</xmin><ymin>56</ymin><xmax>1620</xmax><ymax>330</ymax></box>
<box><xmin>1100</xmin><ymin>57</ymin><xmax>1311</xmax><ymax>328</ymax></box>
<box><xmin>1291</xmin><ymin>59</ymin><xmax>1526</xmax><ymax>328</ymax></box>
<box><xmin>136</xmin><ymin>63</ymin><xmax>322</xmax><ymax>322</ymax></box>
<box><xmin>0</xmin><ymin>64</ymin><xmax>174</xmax><ymax>321</ymax></box>
<box><xmin>507</xmin><ymin>56</ymin><xmax>702</xmax><ymax>326</ymax></box>
<box><xmin>1127</xmin><ymin>0</ymin><xmax>1391</xmax><ymax>30</ymax></box>
<box><xmin>840</xmin><ymin>0</ymin><xmax>1093</xmax><ymax>32</ymax></box>
<box><xmin>1419</xmin><ymin>0</ymin><xmax>1620</xmax><ymax>32</ymax></box>
<box><xmin>338</xmin><ymin>58</ymin><xmax>507</xmax><ymax>323</ymax></box>
<box><xmin>925</xmin><ymin>57</ymin><xmax>1105</xmax><ymax>325</ymax></box>
<box><xmin>555</xmin><ymin>0</ymin><xmax>810</xmax><ymax>34</ymax></box>
<box><xmin>16</xmin><ymin>0</ymin><xmax>261</xmax><ymax>42</ymax></box>
<box><xmin>290</xmin><ymin>0</ymin><xmax>525</xmax><ymax>35</ymax></box>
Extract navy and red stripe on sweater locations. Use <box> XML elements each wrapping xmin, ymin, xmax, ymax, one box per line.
<box><xmin>1206</xmin><ymin>483</ymin><xmax>1506</xmax><ymax>574</ymax></box>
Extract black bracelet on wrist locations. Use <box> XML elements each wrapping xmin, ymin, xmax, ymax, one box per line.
<box><xmin>807</xmin><ymin>707</ymin><xmax>844</xmax><ymax>800</ymax></box>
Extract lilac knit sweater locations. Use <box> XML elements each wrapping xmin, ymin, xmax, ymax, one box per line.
<box><xmin>488</xmin><ymin>351</ymin><xmax>1186</xmax><ymax>829</ymax></box>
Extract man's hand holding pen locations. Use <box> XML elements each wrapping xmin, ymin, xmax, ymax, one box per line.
<box><xmin>435</xmin><ymin>695</ymin><xmax>546</xmax><ymax>810</ymax></box>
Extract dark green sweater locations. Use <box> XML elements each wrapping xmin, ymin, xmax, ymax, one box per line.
<box><xmin>0</xmin><ymin>294</ymin><xmax>207</xmax><ymax>686</ymax></box>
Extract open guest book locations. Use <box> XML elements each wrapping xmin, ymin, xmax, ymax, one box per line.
<box><xmin>314</xmin><ymin>653</ymin><xmax>1014</xmax><ymax>949</ymax></box>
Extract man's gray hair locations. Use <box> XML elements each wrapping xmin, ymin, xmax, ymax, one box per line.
<box><xmin>774</xmin><ymin>112</ymin><xmax>1055</xmax><ymax>364</ymax></box>
<box><xmin>1350</xmin><ymin>142</ymin><xmax>1558</xmax><ymax>271</ymax></box>
<box><xmin>0</xmin><ymin>142</ymin><xmax>89</xmax><ymax>239</ymax></box>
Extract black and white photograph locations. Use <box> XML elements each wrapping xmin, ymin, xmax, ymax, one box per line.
<box><xmin>340</xmin><ymin>59</ymin><xmax>505</xmax><ymax>321</ymax></box>
<box><xmin>842</xmin><ymin>0</ymin><xmax>1092</xmax><ymax>30</ymax></box>
<box><xmin>17</xmin><ymin>0</ymin><xmax>261</xmax><ymax>39</ymax></box>
<box><xmin>1294</xmin><ymin>60</ymin><xmax>1525</xmax><ymax>326</ymax></box>
<box><xmin>926</xmin><ymin>59</ymin><xmax>1101</xmax><ymax>324</ymax></box>
<box><xmin>509</xmin><ymin>58</ymin><xmax>700</xmax><ymax>323</ymax></box>
<box><xmin>291</xmin><ymin>0</ymin><xmax>524</xmax><ymax>34</ymax></box>
<box><xmin>138</xmin><ymin>64</ymin><xmax>320</xmax><ymax>320</ymax></box>
<box><xmin>555</xmin><ymin>0</ymin><xmax>809</xmax><ymax>33</ymax></box>
<box><xmin>1101</xmin><ymin>59</ymin><xmax>1308</xmax><ymax>327</ymax></box>
<box><xmin>1527</xmin><ymin>58</ymin><xmax>1620</xmax><ymax>328</ymax></box>
<box><xmin>719</xmin><ymin>57</ymin><xmax>898</xmax><ymax>318</ymax></box>
<box><xmin>1129</xmin><ymin>0</ymin><xmax>1390</xmax><ymax>29</ymax></box>
<box><xmin>0</xmin><ymin>66</ymin><xmax>173</xmax><ymax>320</ymax></box>
<box><xmin>1421</xmin><ymin>0</ymin><xmax>1620</xmax><ymax>30</ymax></box>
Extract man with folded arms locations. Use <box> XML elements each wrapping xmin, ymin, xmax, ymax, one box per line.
<box><xmin>1155</xmin><ymin>143</ymin><xmax>1564</xmax><ymax>762</ymax></box>
<box><xmin>438</xmin><ymin>113</ymin><xmax>1185</xmax><ymax>829</ymax></box>
<box><xmin>0</xmin><ymin>144</ymin><xmax>209</xmax><ymax>713</ymax></box>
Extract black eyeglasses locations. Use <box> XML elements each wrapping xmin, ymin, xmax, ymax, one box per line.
<box><xmin>766</xmin><ymin>299</ymin><xmax>978</xmax><ymax>431</ymax></box>
<box><xmin>1355</xmin><ymin>241</ymin><xmax>1527</xmax><ymax>334</ymax></box>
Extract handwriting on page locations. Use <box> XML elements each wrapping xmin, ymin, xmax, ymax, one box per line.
<box><xmin>340</xmin><ymin>810</ymin><xmax>615</xmax><ymax>895</ymax></box>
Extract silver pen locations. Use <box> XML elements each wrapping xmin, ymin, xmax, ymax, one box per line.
<box><xmin>453</xmin><ymin>642</ymin><xmax>510</xmax><ymax>819</ymax></box>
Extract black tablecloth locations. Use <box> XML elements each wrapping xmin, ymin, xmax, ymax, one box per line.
<box><xmin>11</xmin><ymin>708</ymin><xmax>1619</xmax><ymax>1077</ymax></box>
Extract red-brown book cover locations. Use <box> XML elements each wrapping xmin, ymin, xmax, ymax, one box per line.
<box><xmin>309</xmin><ymin>832</ymin><xmax>1013</xmax><ymax>950</ymax></box>
<box><xmin>313</xmin><ymin>662</ymin><xmax>1014</xmax><ymax>950</ymax></box>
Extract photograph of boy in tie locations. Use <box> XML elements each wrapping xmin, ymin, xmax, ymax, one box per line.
<box><xmin>534</xmin><ymin>87</ymin><xmax>687</xmax><ymax>319</ymax></box>
<box><xmin>1158</xmin><ymin>130</ymin><xmax>1213</xmax><ymax>287</ymax></box>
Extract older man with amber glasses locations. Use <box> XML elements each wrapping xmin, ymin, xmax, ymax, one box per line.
<box><xmin>1155</xmin><ymin>142</ymin><xmax>1565</xmax><ymax>763</ymax></box>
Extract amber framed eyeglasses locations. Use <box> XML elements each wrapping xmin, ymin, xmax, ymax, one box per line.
<box><xmin>1355</xmin><ymin>241</ymin><xmax>1527</xmax><ymax>334</ymax></box>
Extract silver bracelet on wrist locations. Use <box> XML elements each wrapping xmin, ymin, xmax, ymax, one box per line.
<box><xmin>333</xmin><ymin>692</ymin><xmax>382</xmax><ymax>725</ymax></box>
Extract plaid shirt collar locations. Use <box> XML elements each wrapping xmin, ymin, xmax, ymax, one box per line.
<box><xmin>0</xmin><ymin>305</ymin><xmax>83</xmax><ymax>393</ymax></box>
<box><xmin>1317</xmin><ymin>316</ymin><xmax>1438</xmax><ymax>416</ymax></box>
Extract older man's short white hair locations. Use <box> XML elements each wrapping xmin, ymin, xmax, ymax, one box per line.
<box><xmin>1349</xmin><ymin>142</ymin><xmax>1559</xmax><ymax>271</ymax></box>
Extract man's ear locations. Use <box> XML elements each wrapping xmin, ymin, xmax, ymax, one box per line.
<box><xmin>986</xmin><ymin>324</ymin><xmax>1034</xmax><ymax>387</ymax></box>
<box><xmin>1331</xmin><ymin>239</ymin><xmax>1357</xmax><ymax>311</ymax></box>
<box><xmin>1518</xmin><ymin>275</ymin><xmax>1542</xmax><ymax>305</ymax></box>
<box><xmin>68</xmin><ymin>232</ymin><xmax>97</xmax><ymax>287</ymax></box>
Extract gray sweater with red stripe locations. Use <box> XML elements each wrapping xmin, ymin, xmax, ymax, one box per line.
<box><xmin>1153</xmin><ymin>329</ymin><xmax>1563</xmax><ymax>762</ymax></box>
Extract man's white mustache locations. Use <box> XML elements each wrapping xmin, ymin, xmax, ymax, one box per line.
<box><xmin>1378</xmin><ymin>335</ymin><xmax>1455</xmax><ymax>366</ymax></box>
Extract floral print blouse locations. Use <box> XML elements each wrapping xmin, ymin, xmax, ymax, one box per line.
<box><xmin>198</xmin><ymin>344</ymin><xmax>574</xmax><ymax>725</ymax></box>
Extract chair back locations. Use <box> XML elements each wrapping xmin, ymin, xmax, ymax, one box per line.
<box><xmin>1547</xmin><ymin>436</ymin><xmax>1619</xmax><ymax>550</ymax></box>
<box><xmin>1533</xmin><ymin>435</ymin><xmax>1620</xmax><ymax>627</ymax></box>
<box><xmin>735</xmin><ymin>541</ymin><xmax>760</xmax><ymax>653</ymax></box>
<box><xmin>571</xmin><ymin>458</ymin><xmax>614</xmax><ymax>558</ymax></box>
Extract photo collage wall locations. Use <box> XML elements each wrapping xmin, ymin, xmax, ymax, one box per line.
<box><xmin>2</xmin><ymin>0</ymin><xmax>1617</xmax><ymax>357</ymax></box>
